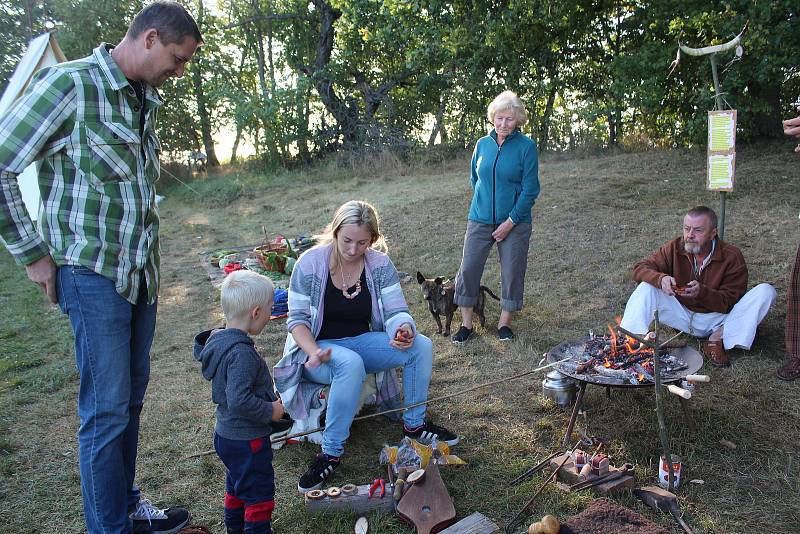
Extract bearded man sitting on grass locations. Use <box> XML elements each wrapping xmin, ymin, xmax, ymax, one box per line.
<box><xmin>619</xmin><ymin>206</ymin><xmax>776</xmax><ymax>367</ymax></box>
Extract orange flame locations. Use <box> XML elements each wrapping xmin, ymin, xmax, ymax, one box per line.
<box><xmin>604</xmin><ymin>359</ymin><xmax>612</xmax><ymax>368</ymax></box>
<box><xmin>638</xmin><ymin>373</ymin><xmax>645</xmax><ymax>382</ymax></box>
<box><xmin>607</xmin><ymin>324</ymin><xmax>618</xmax><ymax>356</ymax></box>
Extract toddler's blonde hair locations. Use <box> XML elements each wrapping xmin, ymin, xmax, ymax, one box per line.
<box><xmin>220</xmin><ymin>270</ymin><xmax>274</xmax><ymax>321</ymax></box>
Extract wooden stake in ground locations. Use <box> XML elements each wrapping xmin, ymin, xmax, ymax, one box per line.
<box><xmin>652</xmin><ymin>312</ymin><xmax>676</xmax><ymax>491</ymax></box>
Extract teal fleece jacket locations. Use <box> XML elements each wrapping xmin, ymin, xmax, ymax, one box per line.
<box><xmin>468</xmin><ymin>129</ymin><xmax>540</xmax><ymax>225</ymax></box>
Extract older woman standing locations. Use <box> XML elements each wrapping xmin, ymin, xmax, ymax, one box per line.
<box><xmin>452</xmin><ymin>91</ymin><xmax>541</xmax><ymax>343</ymax></box>
<box><xmin>274</xmin><ymin>200</ymin><xmax>458</xmax><ymax>493</ymax></box>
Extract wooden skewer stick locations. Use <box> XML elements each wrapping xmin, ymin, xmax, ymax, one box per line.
<box><xmin>658</xmin><ymin>330</ymin><xmax>685</xmax><ymax>349</ymax></box>
<box><xmin>615</xmin><ymin>324</ymin><xmax>687</xmax><ymax>353</ymax></box>
<box><xmin>509</xmin><ymin>452</ymin><xmax>560</xmax><ymax>486</ymax></box>
<box><xmin>666</xmin><ymin>384</ymin><xmax>692</xmax><ymax>400</ymax></box>
<box><xmin>269</xmin><ymin>356</ymin><xmax>573</xmax><ymax>445</ymax></box>
<box><xmin>183</xmin><ymin>356</ymin><xmax>573</xmax><ymax>461</ymax></box>
<box><xmin>615</xmin><ymin>324</ymin><xmax>662</xmax><ymax>351</ymax></box>
<box><xmin>504</xmin><ymin>440</ymin><xmax>582</xmax><ymax>533</ymax></box>
<box><xmin>685</xmin><ymin>374</ymin><xmax>710</xmax><ymax>383</ymax></box>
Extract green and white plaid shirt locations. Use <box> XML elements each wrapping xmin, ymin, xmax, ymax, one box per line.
<box><xmin>0</xmin><ymin>44</ymin><xmax>163</xmax><ymax>304</ymax></box>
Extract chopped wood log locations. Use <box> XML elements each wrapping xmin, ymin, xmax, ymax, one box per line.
<box><xmin>437</xmin><ymin>512</ymin><xmax>500</xmax><ymax>534</ymax></box>
<box><xmin>304</xmin><ymin>482</ymin><xmax>394</xmax><ymax>515</ymax></box>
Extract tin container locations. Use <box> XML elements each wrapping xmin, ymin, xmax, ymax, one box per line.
<box><xmin>591</xmin><ymin>453</ymin><xmax>609</xmax><ymax>476</ymax></box>
<box><xmin>659</xmin><ymin>454</ymin><xmax>682</xmax><ymax>488</ymax></box>
<box><xmin>573</xmin><ymin>449</ymin><xmax>588</xmax><ymax>470</ymax></box>
<box><xmin>541</xmin><ymin>370</ymin><xmax>577</xmax><ymax>406</ymax></box>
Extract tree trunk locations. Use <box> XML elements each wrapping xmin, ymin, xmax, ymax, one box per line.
<box><xmin>539</xmin><ymin>79</ymin><xmax>558</xmax><ymax>152</ymax></box>
<box><xmin>427</xmin><ymin>90</ymin><xmax>449</xmax><ymax>147</ymax></box>
<box><xmin>607</xmin><ymin>111</ymin><xmax>617</xmax><ymax>146</ymax></box>
<box><xmin>193</xmin><ymin>0</ymin><xmax>220</xmax><ymax>167</ymax></box>
<box><xmin>295</xmin><ymin>83</ymin><xmax>311</xmax><ymax>162</ymax></box>
<box><xmin>24</xmin><ymin>0</ymin><xmax>33</xmax><ymax>39</ymax></box>
<box><xmin>267</xmin><ymin>0</ymin><xmax>276</xmax><ymax>93</ymax></box>
<box><xmin>252</xmin><ymin>0</ymin><xmax>268</xmax><ymax>100</ymax></box>
<box><xmin>747</xmin><ymin>81</ymin><xmax>782</xmax><ymax>139</ymax></box>
<box><xmin>230</xmin><ymin>123</ymin><xmax>243</xmax><ymax>164</ymax></box>
<box><xmin>305</xmin><ymin>0</ymin><xmax>360</xmax><ymax>146</ymax></box>
<box><xmin>295</xmin><ymin>0</ymin><xmax>407</xmax><ymax>150</ymax></box>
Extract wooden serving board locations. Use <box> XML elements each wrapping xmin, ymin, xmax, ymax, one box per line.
<box><xmin>396</xmin><ymin>462</ymin><xmax>456</xmax><ymax>534</ymax></box>
<box><xmin>549</xmin><ymin>454</ymin><xmax>634</xmax><ymax>494</ymax></box>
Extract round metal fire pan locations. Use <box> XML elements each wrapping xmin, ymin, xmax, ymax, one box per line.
<box><xmin>547</xmin><ymin>338</ymin><xmax>703</xmax><ymax>388</ymax></box>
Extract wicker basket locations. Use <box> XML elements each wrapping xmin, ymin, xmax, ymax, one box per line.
<box><xmin>258</xmin><ymin>251</ymin><xmax>287</xmax><ymax>273</ymax></box>
<box><xmin>254</xmin><ymin>242</ymin><xmax>289</xmax><ymax>255</ymax></box>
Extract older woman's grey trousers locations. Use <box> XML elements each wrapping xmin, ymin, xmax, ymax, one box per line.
<box><xmin>454</xmin><ymin>220</ymin><xmax>532</xmax><ymax>312</ymax></box>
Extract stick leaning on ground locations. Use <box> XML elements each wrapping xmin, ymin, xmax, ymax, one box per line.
<box><xmin>181</xmin><ymin>356</ymin><xmax>572</xmax><ymax>460</ymax></box>
<box><xmin>269</xmin><ymin>356</ymin><xmax>572</xmax><ymax>445</ymax></box>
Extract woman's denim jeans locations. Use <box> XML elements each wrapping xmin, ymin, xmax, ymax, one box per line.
<box><xmin>302</xmin><ymin>332</ymin><xmax>433</xmax><ymax>457</ymax></box>
<box><xmin>58</xmin><ymin>266</ymin><xmax>156</xmax><ymax>533</ymax></box>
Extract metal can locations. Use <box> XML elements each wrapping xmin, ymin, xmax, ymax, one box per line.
<box><xmin>659</xmin><ymin>454</ymin><xmax>682</xmax><ymax>488</ymax></box>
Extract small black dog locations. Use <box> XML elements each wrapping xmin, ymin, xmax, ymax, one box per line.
<box><xmin>416</xmin><ymin>271</ymin><xmax>500</xmax><ymax>336</ymax></box>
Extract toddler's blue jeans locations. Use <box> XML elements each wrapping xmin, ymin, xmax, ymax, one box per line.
<box><xmin>215</xmin><ymin>434</ymin><xmax>275</xmax><ymax>534</ymax></box>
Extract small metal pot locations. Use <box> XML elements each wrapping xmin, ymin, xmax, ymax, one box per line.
<box><xmin>542</xmin><ymin>369</ymin><xmax>577</xmax><ymax>406</ymax></box>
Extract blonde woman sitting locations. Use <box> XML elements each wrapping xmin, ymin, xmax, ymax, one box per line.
<box><xmin>274</xmin><ymin>200</ymin><xmax>459</xmax><ymax>493</ymax></box>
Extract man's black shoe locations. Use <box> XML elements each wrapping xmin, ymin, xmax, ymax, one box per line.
<box><xmin>130</xmin><ymin>498</ymin><xmax>190</xmax><ymax>534</ymax></box>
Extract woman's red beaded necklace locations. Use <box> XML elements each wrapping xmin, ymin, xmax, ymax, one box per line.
<box><xmin>338</xmin><ymin>256</ymin><xmax>362</xmax><ymax>299</ymax></box>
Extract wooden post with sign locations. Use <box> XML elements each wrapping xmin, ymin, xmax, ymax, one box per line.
<box><xmin>672</xmin><ymin>23</ymin><xmax>747</xmax><ymax>240</ymax></box>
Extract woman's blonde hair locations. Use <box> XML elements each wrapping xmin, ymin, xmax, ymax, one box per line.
<box><xmin>487</xmin><ymin>90</ymin><xmax>528</xmax><ymax>127</ymax></box>
<box><xmin>315</xmin><ymin>200</ymin><xmax>387</xmax><ymax>267</ymax></box>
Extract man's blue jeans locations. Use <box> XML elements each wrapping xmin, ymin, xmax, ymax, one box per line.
<box><xmin>302</xmin><ymin>332</ymin><xmax>433</xmax><ymax>457</ymax></box>
<box><xmin>58</xmin><ymin>266</ymin><xmax>156</xmax><ymax>533</ymax></box>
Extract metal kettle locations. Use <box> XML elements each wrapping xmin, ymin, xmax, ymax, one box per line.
<box><xmin>541</xmin><ymin>369</ymin><xmax>577</xmax><ymax>406</ymax></box>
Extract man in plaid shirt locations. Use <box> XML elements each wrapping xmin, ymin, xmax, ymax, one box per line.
<box><xmin>0</xmin><ymin>3</ymin><xmax>201</xmax><ymax>532</ymax></box>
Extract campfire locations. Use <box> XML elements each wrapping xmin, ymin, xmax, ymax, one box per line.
<box><xmin>557</xmin><ymin>319</ymin><xmax>689</xmax><ymax>386</ymax></box>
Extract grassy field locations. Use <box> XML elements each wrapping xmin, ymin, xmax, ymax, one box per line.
<box><xmin>1</xmin><ymin>142</ymin><xmax>798</xmax><ymax>533</ymax></box>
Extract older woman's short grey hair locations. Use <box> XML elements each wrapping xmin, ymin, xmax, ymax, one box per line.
<box><xmin>487</xmin><ymin>90</ymin><xmax>528</xmax><ymax>127</ymax></box>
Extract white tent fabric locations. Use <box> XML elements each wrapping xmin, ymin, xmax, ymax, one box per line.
<box><xmin>0</xmin><ymin>33</ymin><xmax>67</xmax><ymax>221</ymax></box>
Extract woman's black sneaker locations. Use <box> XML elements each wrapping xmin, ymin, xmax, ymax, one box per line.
<box><xmin>498</xmin><ymin>325</ymin><xmax>514</xmax><ymax>341</ymax></box>
<box><xmin>298</xmin><ymin>453</ymin><xmax>340</xmax><ymax>493</ymax></box>
<box><xmin>403</xmin><ymin>420</ymin><xmax>460</xmax><ymax>447</ymax></box>
<box><xmin>451</xmin><ymin>326</ymin><xmax>473</xmax><ymax>344</ymax></box>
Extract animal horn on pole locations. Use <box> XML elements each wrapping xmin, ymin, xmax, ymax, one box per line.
<box><xmin>678</xmin><ymin>22</ymin><xmax>748</xmax><ymax>57</ymax></box>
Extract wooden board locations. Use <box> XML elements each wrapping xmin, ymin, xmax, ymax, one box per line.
<box><xmin>304</xmin><ymin>482</ymin><xmax>395</xmax><ymax>515</ymax></box>
<box><xmin>437</xmin><ymin>512</ymin><xmax>500</xmax><ymax>534</ymax></box>
<box><xmin>396</xmin><ymin>462</ymin><xmax>456</xmax><ymax>534</ymax></box>
<box><xmin>549</xmin><ymin>454</ymin><xmax>634</xmax><ymax>494</ymax></box>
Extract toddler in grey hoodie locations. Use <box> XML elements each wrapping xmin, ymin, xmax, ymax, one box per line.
<box><xmin>193</xmin><ymin>270</ymin><xmax>284</xmax><ymax>534</ymax></box>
